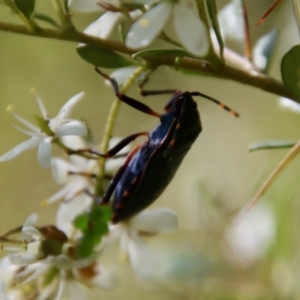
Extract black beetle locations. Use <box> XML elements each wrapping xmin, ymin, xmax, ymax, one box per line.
<box><xmin>74</xmin><ymin>69</ymin><xmax>239</xmax><ymax>223</ymax></box>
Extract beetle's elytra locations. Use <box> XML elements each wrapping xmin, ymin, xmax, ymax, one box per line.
<box><xmin>73</xmin><ymin>69</ymin><xmax>239</xmax><ymax>223</ymax></box>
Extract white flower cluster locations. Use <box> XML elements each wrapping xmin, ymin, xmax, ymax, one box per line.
<box><xmin>69</xmin><ymin>0</ymin><xmax>209</xmax><ymax>57</ymax></box>
<box><xmin>0</xmin><ymin>70</ymin><xmax>179</xmax><ymax>298</ymax></box>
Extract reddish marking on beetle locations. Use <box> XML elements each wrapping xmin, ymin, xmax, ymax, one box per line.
<box><xmin>169</xmin><ymin>139</ymin><xmax>176</xmax><ymax>147</ymax></box>
<box><xmin>176</xmin><ymin>123</ymin><xmax>180</xmax><ymax>129</ymax></box>
<box><xmin>122</xmin><ymin>190</ymin><xmax>130</xmax><ymax>198</ymax></box>
<box><xmin>131</xmin><ymin>177</ymin><xmax>138</xmax><ymax>185</ymax></box>
<box><xmin>115</xmin><ymin>202</ymin><xmax>125</xmax><ymax>210</ymax></box>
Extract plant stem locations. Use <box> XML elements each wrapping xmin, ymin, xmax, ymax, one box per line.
<box><xmin>245</xmin><ymin>140</ymin><xmax>300</xmax><ymax>213</ymax></box>
<box><xmin>0</xmin><ymin>21</ymin><xmax>297</xmax><ymax>102</ymax></box>
<box><xmin>51</xmin><ymin>0</ymin><xmax>73</xmax><ymax>30</ymax></box>
<box><xmin>95</xmin><ymin>65</ymin><xmax>149</xmax><ymax>196</ymax></box>
<box><xmin>3</xmin><ymin>0</ymin><xmax>40</xmax><ymax>32</ymax></box>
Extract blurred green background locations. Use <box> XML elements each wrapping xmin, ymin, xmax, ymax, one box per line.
<box><xmin>1</xmin><ymin>0</ymin><xmax>300</xmax><ymax>299</ymax></box>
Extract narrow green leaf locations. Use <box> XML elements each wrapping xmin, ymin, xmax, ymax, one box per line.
<box><xmin>132</xmin><ymin>49</ymin><xmax>195</xmax><ymax>60</ymax></box>
<box><xmin>253</xmin><ymin>29</ymin><xmax>278</xmax><ymax>74</ymax></box>
<box><xmin>249</xmin><ymin>140</ymin><xmax>296</xmax><ymax>152</ymax></box>
<box><xmin>205</xmin><ymin>0</ymin><xmax>224</xmax><ymax>59</ymax></box>
<box><xmin>77</xmin><ymin>45</ymin><xmax>134</xmax><ymax>68</ymax></box>
<box><xmin>281</xmin><ymin>45</ymin><xmax>300</xmax><ymax>98</ymax></box>
<box><xmin>34</xmin><ymin>12</ymin><xmax>60</xmax><ymax>28</ymax></box>
<box><xmin>14</xmin><ymin>0</ymin><xmax>35</xmax><ymax>18</ymax></box>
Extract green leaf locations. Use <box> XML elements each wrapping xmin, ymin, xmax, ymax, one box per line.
<box><xmin>73</xmin><ymin>214</ymin><xmax>89</xmax><ymax>230</ymax></box>
<box><xmin>34</xmin><ymin>12</ymin><xmax>60</xmax><ymax>28</ymax></box>
<box><xmin>132</xmin><ymin>49</ymin><xmax>195</xmax><ymax>60</ymax></box>
<box><xmin>249</xmin><ymin>140</ymin><xmax>296</xmax><ymax>152</ymax></box>
<box><xmin>74</xmin><ymin>205</ymin><xmax>111</xmax><ymax>258</ymax></box>
<box><xmin>281</xmin><ymin>45</ymin><xmax>300</xmax><ymax>98</ymax></box>
<box><xmin>14</xmin><ymin>0</ymin><xmax>35</xmax><ymax>18</ymax></box>
<box><xmin>205</xmin><ymin>0</ymin><xmax>224</xmax><ymax>59</ymax></box>
<box><xmin>101</xmin><ymin>205</ymin><xmax>112</xmax><ymax>222</ymax></box>
<box><xmin>253</xmin><ymin>29</ymin><xmax>278</xmax><ymax>74</ymax></box>
<box><xmin>77</xmin><ymin>45</ymin><xmax>134</xmax><ymax>68</ymax></box>
<box><xmin>76</xmin><ymin>235</ymin><xmax>94</xmax><ymax>258</ymax></box>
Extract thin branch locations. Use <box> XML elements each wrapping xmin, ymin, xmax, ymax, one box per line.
<box><xmin>243</xmin><ymin>140</ymin><xmax>300</xmax><ymax>215</ymax></box>
<box><xmin>0</xmin><ymin>21</ymin><xmax>296</xmax><ymax>102</ymax></box>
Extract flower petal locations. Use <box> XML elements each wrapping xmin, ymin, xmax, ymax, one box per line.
<box><xmin>126</xmin><ymin>1</ymin><xmax>173</xmax><ymax>49</ymax></box>
<box><xmin>131</xmin><ymin>209</ymin><xmax>178</xmax><ymax>234</ymax></box>
<box><xmin>0</xmin><ymin>136</ymin><xmax>41</xmax><ymax>162</ymax></box>
<box><xmin>279</xmin><ymin>97</ymin><xmax>300</xmax><ymax>113</ymax></box>
<box><xmin>12</xmin><ymin>112</ymin><xmax>40</xmax><ymax>134</ymax></box>
<box><xmin>84</xmin><ymin>12</ymin><xmax>123</xmax><ymax>39</ymax></box>
<box><xmin>127</xmin><ymin>232</ymin><xmax>153</xmax><ymax>279</ymax></box>
<box><xmin>55</xmin><ymin>120</ymin><xmax>87</xmax><ymax>137</ymax></box>
<box><xmin>22</xmin><ymin>214</ymin><xmax>38</xmax><ymax>229</ymax></box>
<box><xmin>9</xmin><ymin>253</ymin><xmax>37</xmax><ymax>265</ymax></box>
<box><xmin>54</xmin><ymin>92</ymin><xmax>85</xmax><ymax>125</ymax></box>
<box><xmin>51</xmin><ymin>158</ymin><xmax>74</xmax><ymax>184</ymax></box>
<box><xmin>173</xmin><ymin>3</ymin><xmax>209</xmax><ymax>56</ymax></box>
<box><xmin>37</xmin><ymin>137</ymin><xmax>52</xmax><ymax>168</ymax></box>
<box><xmin>92</xmin><ymin>263</ymin><xmax>118</xmax><ymax>289</ymax></box>
<box><xmin>36</xmin><ymin>95</ymin><xmax>48</xmax><ymax>120</ymax></box>
<box><xmin>56</xmin><ymin>194</ymin><xmax>92</xmax><ymax>237</ymax></box>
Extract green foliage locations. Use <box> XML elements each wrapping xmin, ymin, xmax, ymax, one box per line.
<box><xmin>73</xmin><ymin>205</ymin><xmax>112</xmax><ymax>258</ymax></box>
<box><xmin>281</xmin><ymin>45</ymin><xmax>300</xmax><ymax>98</ymax></box>
<box><xmin>14</xmin><ymin>0</ymin><xmax>35</xmax><ymax>18</ymax></box>
<box><xmin>77</xmin><ymin>45</ymin><xmax>135</xmax><ymax>68</ymax></box>
<box><xmin>34</xmin><ymin>12</ymin><xmax>60</xmax><ymax>28</ymax></box>
<box><xmin>205</xmin><ymin>0</ymin><xmax>224</xmax><ymax>58</ymax></box>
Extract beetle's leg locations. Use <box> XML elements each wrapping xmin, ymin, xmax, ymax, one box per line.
<box><xmin>100</xmin><ymin>143</ymin><xmax>143</xmax><ymax>205</ymax></box>
<box><xmin>65</xmin><ymin>144</ymin><xmax>143</xmax><ymax>207</ymax></box>
<box><xmin>138</xmin><ymin>81</ymin><xmax>181</xmax><ymax>111</ymax></box>
<box><xmin>68</xmin><ymin>171</ymin><xmax>97</xmax><ymax>179</ymax></box>
<box><xmin>68</xmin><ymin>132</ymin><xmax>148</xmax><ymax>158</ymax></box>
<box><xmin>95</xmin><ymin>67</ymin><xmax>161</xmax><ymax>118</ymax></box>
<box><xmin>190</xmin><ymin>92</ymin><xmax>240</xmax><ymax>117</ymax></box>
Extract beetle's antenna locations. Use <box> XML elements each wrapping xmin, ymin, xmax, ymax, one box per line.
<box><xmin>190</xmin><ymin>92</ymin><xmax>240</xmax><ymax>117</ymax></box>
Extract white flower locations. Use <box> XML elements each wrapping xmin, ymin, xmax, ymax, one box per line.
<box><xmin>0</xmin><ymin>214</ymin><xmax>117</xmax><ymax>299</ymax></box>
<box><xmin>69</xmin><ymin>0</ymin><xmax>124</xmax><ymax>41</ymax></box>
<box><xmin>226</xmin><ymin>204</ymin><xmax>276</xmax><ymax>266</ymax></box>
<box><xmin>102</xmin><ymin>209</ymin><xmax>178</xmax><ymax>278</ymax></box>
<box><xmin>126</xmin><ymin>0</ymin><xmax>209</xmax><ymax>56</ymax></box>
<box><xmin>0</xmin><ymin>92</ymin><xmax>87</xmax><ymax>168</ymax></box>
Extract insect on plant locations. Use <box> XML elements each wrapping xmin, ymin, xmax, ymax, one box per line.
<box><xmin>71</xmin><ymin>68</ymin><xmax>240</xmax><ymax>223</ymax></box>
